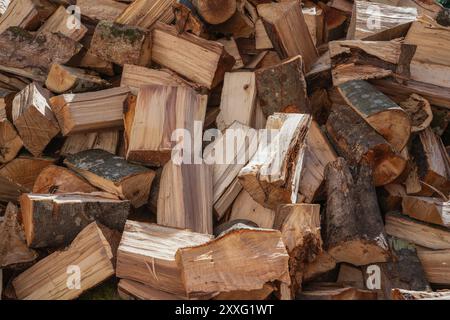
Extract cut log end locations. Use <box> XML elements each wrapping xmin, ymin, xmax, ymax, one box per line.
<box><xmin>329</xmin><ymin>239</ymin><xmax>390</xmax><ymax>266</ymax></box>
<box><xmin>194</xmin><ymin>0</ymin><xmax>237</xmax><ymax>24</ymax></box>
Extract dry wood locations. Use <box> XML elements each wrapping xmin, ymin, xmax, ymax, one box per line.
<box><xmin>0</xmin><ymin>88</ymin><xmax>15</xmax><ymax>119</ymax></box>
<box><xmin>417</xmin><ymin>247</ymin><xmax>450</xmax><ymax>285</ymax></box>
<box><xmin>303</xmin><ymin>251</ymin><xmax>337</xmax><ymax>283</ymax></box>
<box><xmin>399</xmin><ymin>94</ymin><xmax>432</xmax><ymax>133</ymax></box>
<box><xmin>38</xmin><ymin>6</ymin><xmax>87</xmax><ymax>41</ymax></box>
<box><xmin>61</xmin><ymin>131</ymin><xmax>119</xmax><ymax>156</ymax></box>
<box><xmin>78</xmin><ymin>52</ymin><xmax>115</xmax><ymax>77</ymax></box>
<box><xmin>208</xmin><ymin>1</ymin><xmax>255</xmax><ymax>39</ymax></box>
<box><xmin>214</xmin><ymin>178</ymin><xmax>242</xmax><ymax>221</ymax></box>
<box><xmin>229</xmin><ymin>189</ymin><xmax>275</xmax><ymax>229</ymax></box>
<box><xmin>303</xmin><ymin>6</ymin><xmax>325</xmax><ymax>46</ymax></box>
<box><xmin>255</xmin><ymin>19</ymin><xmax>272</xmax><ymax>50</ymax></box>
<box><xmin>402</xmin><ymin>196</ymin><xmax>450</xmax><ymax>227</ymax></box>
<box><xmin>0</xmin><ymin>118</ymin><xmax>23</xmax><ymax>164</ymax></box>
<box><xmin>213</xmin><ymin>284</ymin><xmax>274</xmax><ymax>301</ymax></box>
<box><xmin>115</xmin><ymin>0</ymin><xmax>175</xmax><ymax>29</ymax></box>
<box><xmin>173</xmin><ymin>2</ymin><xmax>206</xmax><ymax>37</ymax></box>
<box><xmin>191</xmin><ymin>0</ymin><xmax>236</xmax><ymax>24</ymax></box>
<box><xmin>217</xmin><ymin>38</ymin><xmax>244</xmax><ymax>70</ymax></box>
<box><xmin>392</xmin><ymin>289</ymin><xmax>450</xmax><ymax>300</ymax></box>
<box><xmin>297</xmin><ymin>283</ymin><xmax>377</xmax><ymax>300</ymax></box>
<box><xmin>64</xmin><ymin>149</ymin><xmax>155</xmax><ymax>208</ymax></box>
<box><xmin>13</xmin><ymin>222</ymin><xmax>115</xmax><ymax>300</ymax></box>
<box><xmin>337</xmin><ymin>264</ymin><xmax>365</xmax><ymax>289</ymax></box>
<box><xmin>77</xmin><ymin>0</ymin><xmax>127</xmax><ymax>22</ymax></box>
<box><xmin>118</xmin><ymin>279</ymin><xmax>187</xmax><ymax>300</ymax></box>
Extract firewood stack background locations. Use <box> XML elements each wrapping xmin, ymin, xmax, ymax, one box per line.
<box><xmin>1</xmin><ymin>0</ymin><xmax>450</xmax><ymax>301</ymax></box>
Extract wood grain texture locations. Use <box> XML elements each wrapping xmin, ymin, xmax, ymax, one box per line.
<box><xmin>402</xmin><ymin>196</ymin><xmax>450</xmax><ymax>227</ymax></box>
<box><xmin>115</xmin><ymin>0</ymin><xmax>175</xmax><ymax>29</ymax></box>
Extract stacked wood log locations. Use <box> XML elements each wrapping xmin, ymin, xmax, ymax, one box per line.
<box><xmin>1</xmin><ymin>0</ymin><xmax>450</xmax><ymax>302</ymax></box>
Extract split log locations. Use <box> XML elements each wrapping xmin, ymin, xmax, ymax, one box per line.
<box><xmin>417</xmin><ymin>247</ymin><xmax>450</xmax><ymax>285</ymax></box>
<box><xmin>61</xmin><ymin>131</ymin><xmax>119</xmax><ymax>156</ymax></box>
<box><xmin>399</xmin><ymin>94</ymin><xmax>432</xmax><ymax>133</ymax></box>
<box><xmin>176</xmin><ymin>224</ymin><xmax>291</xmax><ymax>298</ymax></box>
<box><xmin>77</xmin><ymin>0</ymin><xmax>127</xmax><ymax>22</ymax></box>
<box><xmin>319</xmin><ymin>2</ymin><xmax>347</xmax><ymax>42</ymax></box>
<box><xmin>217</xmin><ymin>39</ymin><xmax>244</xmax><ymax>71</ymax></box>
<box><xmin>0</xmin><ymin>203</ymin><xmax>37</xmax><ymax>268</ymax></box>
<box><xmin>191</xmin><ymin>0</ymin><xmax>236</xmax><ymax>24</ymax></box>
<box><xmin>257</xmin><ymin>1</ymin><xmax>318</xmax><ymax>71</ymax></box>
<box><xmin>208</xmin><ymin>1</ymin><xmax>255</xmax><ymax>39</ymax></box>
<box><xmin>213</xmin><ymin>284</ymin><xmax>274</xmax><ymax>301</ymax></box>
<box><xmin>173</xmin><ymin>2</ymin><xmax>206</xmax><ymax>37</ymax></box>
<box><xmin>38</xmin><ymin>5</ymin><xmax>87</xmax><ymax>41</ymax></box>
<box><xmin>20</xmin><ymin>193</ymin><xmax>130</xmax><ymax>248</ymax></box>
<box><xmin>126</xmin><ymin>85</ymin><xmax>207</xmax><ymax>166</ymax></box>
<box><xmin>255</xmin><ymin>19</ymin><xmax>272</xmax><ymax>50</ymax></box>
<box><xmin>303</xmin><ymin>6</ymin><xmax>325</xmax><ymax>46</ymax></box>
<box><xmin>385</xmin><ymin>212</ymin><xmax>450</xmax><ymax>250</ymax></box>
<box><xmin>303</xmin><ymin>251</ymin><xmax>337</xmax><ymax>283</ymax></box>
<box><xmin>0</xmin><ymin>119</ymin><xmax>23</xmax><ymax>164</ymax></box>
<box><xmin>115</xmin><ymin>0</ymin><xmax>175</xmax><ymax>29</ymax></box>
<box><xmin>239</xmin><ymin>113</ymin><xmax>311</xmax><ymax>209</ymax></box>
<box><xmin>32</xmin><ymin>165</ymin><xmax>98</xmax><ymax>194</ymax></box>
<box><xmin>337</xmin><ymin>80</ymin><xmax>411</xmax><ymax>152</ymax></box>
<box><xmin>326</xmin><ymin>104</ymin><xmax>406</xmax><ymax>186</ymax></box>
<box><xmin>13</xmin><ymin>222</ymin><xmax>115</xmax><ymax>300</ymax></box>
<box><xmin>297</xmin><ymin>283</ymin><xmax>377</xmax><ymax>300</ymax></box>
<box><xmin>214</xmin><ymin>178</ymin><xmax>242</xmax><ymax>221</ymax></box>
<box><xmin>12</xmin><ymin>83</ymin><xmax>59</xmax><ymax>156</ymax></box>
<box><xmin>49</xmin><ymin>87</ymin><xmax>129</xmax><ymax>136</ymax></box>
<box><xmin>402</xmin><ymin>196</ymin><xmax>450</xmax><ymax>228</ymax></box>
<box><xmin>324</xmin><ymin>158</ymin><xmax>390</xmax><ymax>266</ymax></box>
<box><xmin>0</xmin><ymin>27</ymin><xmax>82</xmax><ymax>81</ymax></box>
<box><xmin>229</xmin><ymin>189</ymin><xmax>275</xmax><ymax>229</ymax></box>
<box><xmin>392</xmin><ymin>289</ymin><xmax>450</xmax><ymax>300</ymax></box>
<box><xmin>0</xmin><ymin>88</ymin><xmax>14</xmax><ymax>120</ymax></box>
<box><xmin>116</xmin><ymin>221</ymin><xmax>213</xmax><ymax>298</ymax></box>
<box><xmin>216</xmin><ymin>72</ymin><xmax>256</xmax><ymax>131</ymax></box>
<box><xmin>255</xmin><ymin>55</ymin><xmax>310</xmax><ymax>117</ymax></box>
<box><xmin>157</xmin><ymin>161</ymin><xmax>213</xmax><ymax>234</ymax></box>
<box><xmin>64</xmin><ymin>149</ymin><xmax>155</xmax><ymax>208</ymax></box>
<box><xmin>78</xmin><ymin>52</ymin><xmax>115</xmax><ymax>77</ymax></box>
<box><xmin>0</xmin><ymin>0</ymin><xmax>9</xmax><ymax>15</ymax></box>
<box><xmin>45</xmin><ymin>64</ymin><xmax>110</xmax><ymax>94</ymax></box>
<box><xmin>152</xmin><ymin>22</ymin><xmax>235</xmax><ymax>89</ymax></box>
<box><xmin>118</xmin><ymin>279</ymin><xmax>187</xmax><ymax>301</ymax></box>
<box><xmin>337</xmin><ymin>264</ymin><xmax>364</xmax><ymax>289</ymax></box>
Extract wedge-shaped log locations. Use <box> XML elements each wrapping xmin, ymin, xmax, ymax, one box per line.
<box><xmin>61</xmin><ymin>131</ymin><xmax>119</xmax><ymax>156</ymax></box>
<box><xmin>255</xmin><ymin>55</ymin><xmax>310</xmax><ymax>117</ymax></box>
<box><xmin>229</xmin><ymin>189</ymin><xmax>275</xmax><ymax>229</ymax></box>
<box><xmin>257</xmin><ymin>1</ymin><xmax>318</xmax><ymax>71</ymax></box>
<box><xmin>90</xmin><ymin>21</ymin><xmax>152</xmax><ymax>67</ymax></box>
<box><xmin>402</xmin><ymin>196</ymin><xmax>450</xmax><ymax>227</ymax></box>
<box><xmin>115</xmin><ymin>0</ymin><xmax>175</xmax><ymax>29</ymax></box>
<box><xmin>116</xmin><ymin>221</ymin><xmax>213</xmax><ymax>298</ymax></box>
<box><xmin>38</xmin><ymin>5</ymin><xmax>87</xmax><ymax>41</ymax></box>
<box><xmin>13</xmin><ymin>222</ymin><xmax>115</xmax><ymax>300</ymax></box>
<box><xmin>126</xmin><ymin>85</ymin><xmax>207</xmax><ymax>166</ymax></box>
<box><xmin>190</xmin><ymin>0</ymin><xmax>236</xmax><ymax>24</ymax></box>
<box><xmin>324</xmin><ymin>158</ymin><xmax>390</xmax><ymax>266</ymax></box>
<box><xmin>64</xmin><ymin>149</ymin><xmax>155</xmax><ymax>208</ymax></box>
<box><xmin>49</xmin><ymin>87</ymin><xmax>129</xmax><ymax>136</ymax></box>
<box><xmin>152</xmin><ymin>22</ymin><xmax>235</xmax><ymax>89</ymax></box>
<box><xmin>0</xmin><ymin>118</ymin><xmax>23</xmax><ymax>164</ymax></box>
<box><xmin>326</xmin><ymin>104</ymin><xmax>406</xmax><ymax>186</ymax></box>
<box><xmin>239</xmin><ymin>113</ymin><xmax>311</xmax><ymax>209</ymax></box>
<box><xmin>417</xmin><ymin>247</ymin><xmax>450</xmax><ymax>285</ymax></box>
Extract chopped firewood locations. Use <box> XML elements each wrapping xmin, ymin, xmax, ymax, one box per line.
<box><xmin>257</xmin><ymin>1</ymin><xmax>318</xmax><ymax>71</ymax></box>
<box><xmin>319</xmin><ymin>2</ymin><xmax>348</xmax><ymax>42</ymax></box>
<box><xmin>324</xmin><ymin>158</ymin><xmax>390</xmax><ymax>266</ymax></box>
<box><xmin>78</xmin><ymin>52</ymin><xmax>115</xmax><ymax>77</ymax></box>
<box><xmin>45</xmin><ymin>64</ymin><xmax>110</xmax><ymax>94</ymax></box>
<box><xmin>32</xmin><ymin>165</ymin><xmax>98</xmax><ymax>194</ymax></box>
<box><xmin>208</xmin><ymin>1</ymin><xmax>254</xmax><ymax>39</ymax></box>
<box><xmin>347</xmin><ymin>1</ymin><xmax>417</xmax><ymax>40</ymax></box>
<box><xmin>0</xmin><ymin>0</ymin><xmax>9</xmax><ymax>15</ymax></box>
<box><xmin>118</xmin><ymin>279</ymin><xmax>187</xmax><ymax>300</ymax></box>
<box><xmin>20</xmin><ymin>193</ymin><xmax>130</xmax><ymax>248</ymax></box>
<box><xmin>12</xmin><ymin>83</ymin><xmax>59</xmax><ymax>156</ymax></box>
<box><xmin>214</xmin><ymin>178</ymin><xmax>242</xmax><ymax>220</ymax></box>
<box><xmin>303</xmin><ymin>251</ymin><xmax>337</xmax><ymax>283</ymax></box>
<box><xmin>417</xmin><ymin>247</ymin><xmax>450</xmax><ymax>285</ymax></box>
<box><xmin>255</xmin><ymin>55</ymin><xmax>310</xmax><ymax>117</ymax></box>
<box><xmin>0</xmin><ymin>88</ymin><xmax>14</xmax><ymax>119</ymax></box>
<box><xmin>77</xmin><ymin>0</ymin><xmax>127</xmax><ymax>22</ymax></box>
<box><xmin>0</xmin><ymin>118</ymin><xmax>23</xmax><ymax>164</ymax></box>
<box><xmin>173</xmin><ymin>2</ymin><xmax>206</xmax><ymax>37</ymax></box>
<box><xmin>298</xmin><ymin>283</ymin><xmax>378</xmax><ymax>300</ymax></box>
<box><xmin>13</xmin><ymin>222</ymin><xmax>115</xmax><ymax>300</ymax></box>
<box><xmin>0</xmin><ymin>27</ymin><xmax>82</xmax><ymax>81</ymax></box>
<box><xmin>38</xmin><ymin>6</ymin><xmax>87</xmax><ymax>41</ymax></box>
<box><xmin>126</xmin><ymin>85</ymin><xmax>207</xmax><ymax>166</ymax></box>
<box><xmin>152</xmin><ymin>22</ymin><xmax>235</xmax><ymax>89</ymax></box>
<box><xmin>337</xmin><ymin>80</ymin><xmax>411</xmax><ymax>152</ymax></box>
<box><xmin>399</xmin><ymin>94</ymin><xmax>433</xmax><ymax>132</ymax></box>
<box><xmin>239</xmin><ymin>113</ymin><xmax>311</xmax><ymax>209</ymax></box>
<box><xmin>303</xmin><ymin>6</ymin><xmax>325</xmax><ymax>46</ymax></box>
<box><xmin>176</xmin><ymin>224</ymin><xmax>291</xmax><ymax>298</ymax></box>
<box><xmin>255</xmin><ymin>19</ymin><xmax>272</xmax><ymax>50</ymax></box>
<box><xmin>326</xmin><ymin>104</ymin><xmax>406</xmax><ymax>186</ymax></box>
<box><xmin>385</xmin><ymin>212</ymin><xmax>450</xmax><ymax>250</ymax></box>
<box><xmin>116</xmin><ymin>221</ymin><xmax>213</xmax><ymax>298</ymax></box>
<box><xmin>392</xmin><ymin>289</ymin><xmax>450</xmax><ymax>300</ymax></box>
<box><xmin>213</xmin><ymin>284</ymin><xmax>274</xmax><ymax>301</ymax></box>
<box><xmin>115</xmin><ymin>0</ymin><xmax>175</xmax><ymax>29</ymax></box>
<box><xmin>61</xmin><ymin>131</ymin><xmax>119</xmax><ymax>156</ymax></box>
<box><xmin>229</xmin><ymin>189</ymin><xmax>275</xmax><ymax>229</ymax></box>
<box><xmin>0</xmin><ymin>203</ymin><xmax>37</xmax><ymax>268</ymax></box>
<box><xmin>216</xmin><ymin>73</ymin><xmax>256</xmax><ymax>131</ymax></box>
<box><xmin>64</xmin><ymin>149</ymin><xmax>155</xmax><ymax>208</ymax></box>
<box><xmin>49</xmin><ymin>87</ymin><xmax>129</xmax><ymax>136</ymax></box>
<box><xmin>191</xmin><ymin>0</ymin><xmax>236</xmax><ymax>24</ymax></box>
<box><xmin>217</xmin><ymin>38</ymin><xmax>244</xmax><ymax>70</ymax></box>
<box><xmin>337</xmin><ymin>264</ymin><xmax>365</xmax><ymax>289</ymax></box>
<box><xmin>402</xmin><ymin>196</ymin><xmax>450</xmax><ymax>227</ymax></box>
<box><xmin>157</xmin><ymin>161</ymin><xmax>213</xmax><ymax>234</ymax></box>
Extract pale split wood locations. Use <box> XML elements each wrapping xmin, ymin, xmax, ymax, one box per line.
<box><xmin>402</xmin><ymin>196</ymin><xmax>450</xmax><ymax>227</ymax></box>
<box><xmin>61</xmin><ymin>131</ymin><xmax>119</xmax><ymax>156</ymax></box>
<box><xmin>116</xmin><ymin>0</ymin><xmax>176</xmax><ymax>29</ymax></box>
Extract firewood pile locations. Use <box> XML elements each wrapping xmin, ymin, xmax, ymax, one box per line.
<box><xmin>1</xmin><ymin>0</ymin><xmax>450</xmax><ymax>301</ymax></box>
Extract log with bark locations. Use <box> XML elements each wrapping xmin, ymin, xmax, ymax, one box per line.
<box><xmin>402</xmin><ymin>196</ymin><xmax>450</xmax><ymax>228</ymax></box>
<box><xmin>60</xmin><ymin>131</ymin><xmax>119</xmax><ymax>156</ymax></box>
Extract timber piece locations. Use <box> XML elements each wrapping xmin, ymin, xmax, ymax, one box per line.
<box><xmin>385</xmin><ymin>212</ymin><xmax>450</xmax><ymax>250</ymax></box>
<box><xmin>61</xmin><ymin>131</ymin><xmax>119</xmax><ymax>156</ymax></box>
<box><xmin>399</xmin><ymin>94</ymin><xmax>432</xmax><ymax>133</ymax></box>
<box><xmin>89</xmin><ymin>21</ymin><xmax>152</xmax><ymax>67</ymax></box>
<box><xmin>120</xmin><ymin>64</ymin><xmax>198</xmax><ymax>96</ymax></box>
<box><xmin>118</xmin><ymin>279</ymin><xmax>187</xmax><ymax>300</ymax></box>
<box><xmin>303</xmin><ymin>6</ymin><xmax>325</xmax><ymax>46</ymax></box>
<box><xmin>173</xmin><ymin>2</ymin><xmax>206</xmax><ymax>37</ymax></box>
<box><xmin>214</xmin><ymin>178</ymin><xmax>242</xmax><ymax>221</ymax></box>
<box><xmin>208</xmin><ymin>1</ymin><xmax>254</xmax><ymax>39</ymax></box>
<box><xmin>49</xmin><ymin>87</ymin><xmax>129</xmax><ymax>136</ymax></box>
<box><xmin>32</xmin><ymin>165</ymin><xmax>98</xmax><ymax>194</ymax></box>
<box><xmin>330</xmin><ymin>40</ymin><xmax>417</xmax><ymax>86</ymax></box>
<box><xmin>216</xmin><ymin>72</ymin><xmax>256</xmax><ymax>130</ymax></box>
<box><xmin>410</xmin><ymin>128</ymin><xmax>450</xmax><ymax>196</ymax></box>
<box><xmin>20</xmin><ymin>193</ymin><xmax>130</xmax><ymax>248</ymax></box>
<box><xmin>392</xmin><ymin>289</ymin><xmax>450</xmax><ymax>300</ymax></box>
<box><xmin>0</xmin><ymin>0</ymin><xmax>56</xmax><ymax>35</ymax></box>
<box><xmin>324</xmin><ymin>158</ymin><xmax>390</xmax><ymax>266</ymax></box>
<box><xmin>303</xmin><ymin>251</ymin><xmax>337</xmax><ymax>283</ymax></box>
<box><xmin>229</xmin><ymin>189</ymin><xmax>275</xmax><ymax>229</ymax></box>
<box><xmin>78</xmin><ymin>52</ymin><xmax>115</xmax><ymax>77</ymax></box>
<box><xmin>213</xmin><ymin>284</ymin><xmax>274</xmax><ymax>301</ymax></box>
<box><xmin>298</xmin><ymin>283</ymin><xmax>377</xmax><ymax>300</ymax></box>
<box><xmin>38</xmin><ymin>6</ymin><xmax>87</xmax><ymax>41</ymax></box>
<box><xmin>176</xmin><ymin>225</ymin><xmax>291</xmax><ymax>298</ymax></box>
<box><xmin>12</xmin><ymin>83</ymin><xmax>59</xmax><ymax>156</ymax></box>
<box><xmin>157</xmin><ymin>160</ymin><xmax>213</xmax><ymax>235</ymax></box>
<box><xmin>0</xmin><ymin>203</ymin><xmax>37</xmax><ymax>268</ymax></box>
<box><xmin>217</xmin><ymin>38</ymin><xmax>244</xmax><ymax>70</ymax></box>
<box><xmin>306</xmin><ymin>51</ymin><xmax>331</xmax><ymax>91</ymax></box>
<box><xmin>326</xmin><ymin>104</ymin><xmax>406</xmax><ymax>186</ymax></box>
<box><xmin>191</xmin><ymin>0</ymin><xmax>236</xmax><ymax>24</ymax></box>
<box><xmin>238</xmin><ymin>113</ymin><xmax>311</xmax><ymax>209</ymax></box>
<box><xmin>0</xmin><ymin>27</ymin><xmax>82</xmax><ymax>82</ymax></box>
<box><xmin>0</xmin><ymin>119</ymin><xmax>23</xmax><ymax>164</ymax></box>
<box><xmin>0</xmin><ymin>88</ymin><xmax>15</xmax><ymax>120</ymax></box>
<box><xmin>299</xmin><ymin>121</ymin><xmax>337</xmax><ymax>203</ymax></box>
<box><xmin>0</xmin><ymin>175</ymin><xmax>27</xmax><ymax>203</ymax></box>
<box><xmin>115</xmin><ymin>0</ymin><xmax>175</xmax><ymax>29</ymax></box>
<box><xmin>13</xmin><ymin>222</ymin><xmax>115</xmax><ymax>300</ymax></box>
<box><xmin>152</xmin><ymin>22</ymin><xmax>235</xmax><ymax>89</ymax></box>
<box><xmin>319</xmin><ymin>2</ymin><xmax>347</xmax><ymax>42</ymax></box>
<box><xmin>0</xmin><ymin>0</ymin><xmax>9</xmax><ymax>15</ymax></box>
<box><xmin>255</xmin><ymin>19</ymin><xmax>272</xmax><ymax>50</ymax></box>
<box><xmin>45</xmin><ymin>64</ymin><xmax>110</xmax><ymax>94</ymax></box>
<box><xmin>116</xmin><ymin>221</ymin><xmax>213</xmax><ymax>298</ymax></box>
<box><xmin>64</xmin><ymin>149</ymin><xmax>155</xmax><ymax>208</ymax></box>
<box><xmin>347</xmin><ymin>1</ymin><xmax>417</xmax><ymax>40</ymax></box>
<box><xmin>77</xmin><ymin>0</ymin><xmax>127</xmax><ymax>22</ymax></box>
<box><xmin>126</xmin><ymin>85</ymin><xmax>207</xmax><ymax>166</ymax></box>
<box><xmin>274</xmin><ymin>204</ymin><xmax>322</xmax><ymax>296</ymax></box>
<box><xmin>255</xmin><ymin>55</ymin><xmax>310</xmax><ymax>117</ymax></box>
<box><xmin>337</xmin><ymin>80</ymin><xmax>411</xmax><ymax>152</ymax></box>
<box><xmin>257</xmin><ymin>1</ymin><xmax>318</xmax><ymax>71</ymax></box>
<box><xmin>337</xmin><ymin>264</ymin><xmax>364</xmax><ymax>289</ymax></box>
<box><xmin>416</xmin><ymin>247</ymin><xmax>450</xmax><ymax>286</ymax></box>
<box><xmin>402</xmin><ymin>196</ymin><xmax>450</xmax><ymax>228</ymax></box>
